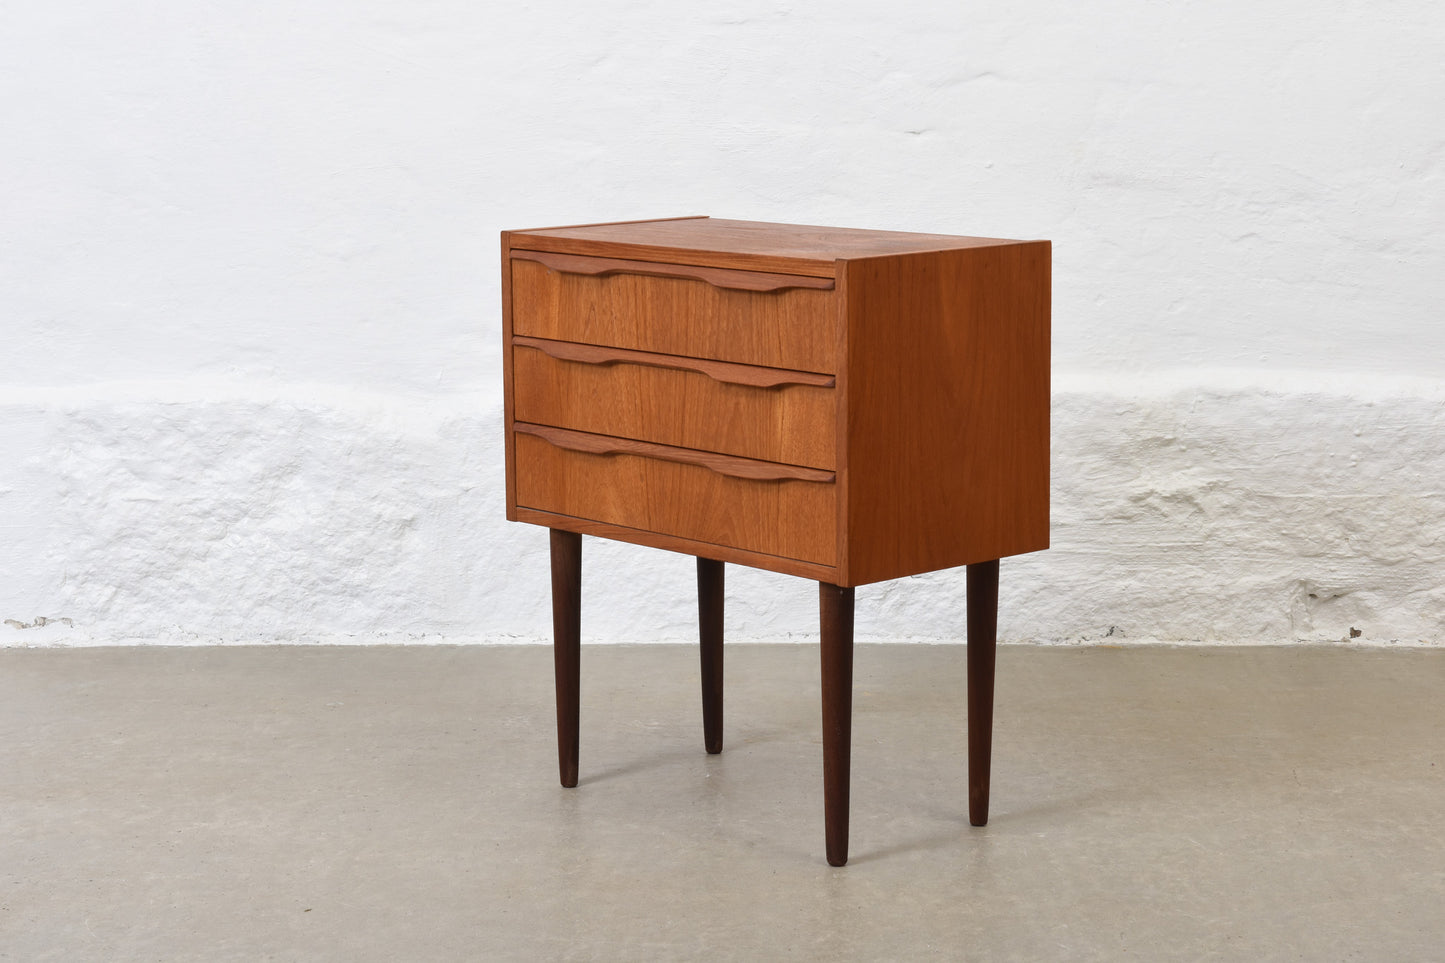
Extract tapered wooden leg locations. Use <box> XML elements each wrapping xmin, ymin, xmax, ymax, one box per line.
<box><xmin>819</xmin><ymin>582</ymin><xmax>855</xmax><ymax>866</ymax></box>
<box><xmin>698</xmin><ymin>557</ymin><xmax>724</xmax><ymax>754</ymax></box>
<box><xmin>550</xmin><ymin>529</ymin><xmax>582</xmax><ymax>788</ymax></box>
<box><xmin>967</xmin><ymin>559</ymin><xmax>999</xmax><ymax>826</ymax></box>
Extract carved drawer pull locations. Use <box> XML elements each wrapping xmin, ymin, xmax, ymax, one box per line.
<box><xmin>515</xmin><ymin>423</ymin><xmax>835</xmax><ymax>484</ymax></box>
<box><xmin>511</xmin><ymin>250</ymin><xmax>836</xmax><ymax>293</ymax></box>
<box><xmin>513</xmin><ymin>337</ymin><xmax>835</xmax><ymax>389</ymax></box>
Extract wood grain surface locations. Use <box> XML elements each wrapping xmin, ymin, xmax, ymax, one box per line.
<box><xmin>512</xmin><ymin>340</ymin><xmax>837</xmax><ymax>469</ymax></box>
<box><xmin>501</xmin><ymin>231</ymin><xmax>518</xmax><ymax>519</ymax></box>
<box><xmin>510</xmin><ymin>217</ymin><xmax>1029</xmax><ymax>277</ymax></box>
<box><xmin>511</xmin><ymin>257</ymin><xmax>840</xmax><ymax>373</ymax></box>
<box><xmin>514</xmin><ymin>430</ymin><xmax>838</xmax><ymax>565</ymax></box>
<box><xmin>839</xmin><ymin>242</ymin><xmax>1051</xmax><ymax>584</ymax></box>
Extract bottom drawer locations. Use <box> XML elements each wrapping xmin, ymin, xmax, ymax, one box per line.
<box><xmin>514</xmin><ymin>427</ymin><xmax>837</xmax><ymax>566</ymax></box>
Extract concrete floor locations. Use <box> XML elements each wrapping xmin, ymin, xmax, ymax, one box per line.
<box><xmin>1</xmin><ymin>644</ymin><xmax>1441</xmax><ymax>961</ymax></box>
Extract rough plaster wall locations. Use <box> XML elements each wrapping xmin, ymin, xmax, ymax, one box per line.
<box><xmin>5</xmin><ymin>375</ymin><xmax>1440</xmax><ymax>646</ymax></box>
<box><xmin>3</xmin><ymin>1</ymin><xmax>1443</xmax><ymax>645</ymax></box>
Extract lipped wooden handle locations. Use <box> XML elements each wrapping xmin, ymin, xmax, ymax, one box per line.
<box><xmin>510</xmin><ymin>250</ymin><xmax>836</xmax><ymax>293</ymax></box>
<box><xmin>514</xmin><ymin>423</ymin><xmax>836</xmax><ymax>484</ymax></box>
<box><xmin>512</xmin><ymin>337</ymin><xmax>835</xmax><ymax>390</ymax></box>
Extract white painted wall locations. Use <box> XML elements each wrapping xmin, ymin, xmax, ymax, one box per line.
<box><xmin>3</xmin><ymin>1</ymin><xmax>1442</xmax><ymax>645</ymax></box>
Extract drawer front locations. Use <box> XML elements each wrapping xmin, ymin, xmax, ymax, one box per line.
<box><xmin>514</xmin><ymin>427</ymin><xmax>837</xmax><ymax>566</ymax></box>
<box><xmin>512</xmin><ymin>338</ymin><xmax>837</xmax><ymax>470</ymax></box>
<box><xmin>510</xmin><ymin>254</ymin><xmax>839</xmax><ymax>373</ymax></box>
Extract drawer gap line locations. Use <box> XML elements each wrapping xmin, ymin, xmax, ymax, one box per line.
<box><xmin>510</xmin><ymin>249</ymin><xmax>836</xmax><ymax>292</ymax></box>
<box><xmin>512</xmin><ymin>336</ymin><xmax>836</xmax><ymax>388</ymax></box>
<box><xmin>514</xmin><ymin>423</ymin><xmax>836</xmax><ymax>484</ymax></box>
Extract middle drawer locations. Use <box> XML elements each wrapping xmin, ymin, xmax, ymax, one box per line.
<box><xmin>512</xmin><ymin>337</ymin><xmax>837</xmax><ymax>470</ymax></box>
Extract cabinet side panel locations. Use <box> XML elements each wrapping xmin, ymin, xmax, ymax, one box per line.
<box><xmin>842</xmin><ymin>243</ymin><xmax>1050</xmax><ymax>585</ymax></box>
<box><xmin>502</xmin><ymin>232</ymin><xmax>518</xmax><ymax>520</ymax></box>
<box><xmin>832</xmin><ymin>259</ymin><xmax>851</xmax><ymax>579</ymax></box>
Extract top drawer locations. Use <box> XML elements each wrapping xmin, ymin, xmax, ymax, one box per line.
<box><xmin>509</xmin><ymin>251</ymin><xmax>840</xmax><ymax>373</ymax></box>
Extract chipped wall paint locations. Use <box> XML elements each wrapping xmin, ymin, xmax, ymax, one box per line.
<box><xmin>3</xmin><ymin>373</ymin><xmax>1440</xmax><ymax>646</ymax></box>
<box><xmin>2</xmin><ymin>2</ymin><xmax>1442</xmax><ymax>645</ymax></box>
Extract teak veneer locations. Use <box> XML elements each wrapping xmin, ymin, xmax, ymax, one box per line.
<box><xmin>502</xmin><ymin>216</ymin><xmax>1050</xmax><ymax>865</ymax></box>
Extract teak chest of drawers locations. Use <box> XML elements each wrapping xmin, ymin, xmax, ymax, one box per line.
<box><xmin>502</xmin><ymin>216</ymin><xmax>1050</xmax><ymax>865</ymax></box>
